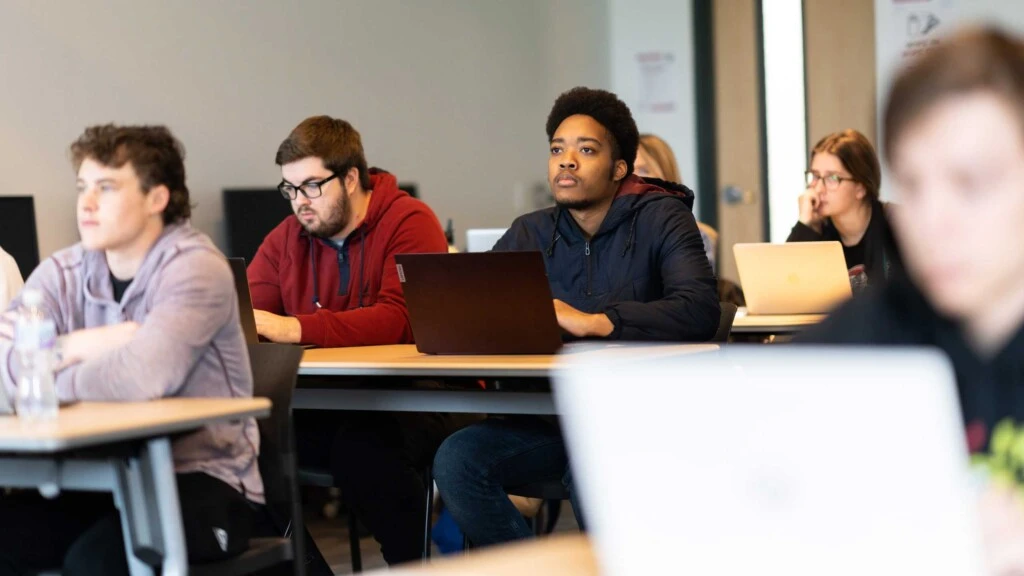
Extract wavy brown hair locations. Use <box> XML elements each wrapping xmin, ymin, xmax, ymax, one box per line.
<box><xmin>70</xmin><ymin>124</ymin><xmax>191</xmax><ymax>225</ymax></box>
<box><xmin>810</xmin><ymin>129</ymin><xmax>881</xmax><ymax>201</ymax></box>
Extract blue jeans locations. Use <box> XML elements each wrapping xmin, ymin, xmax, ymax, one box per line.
<box><xmin>433</xmin><ymin>417</ymin><xmax>584</xmax><ymax>547</ymax></box>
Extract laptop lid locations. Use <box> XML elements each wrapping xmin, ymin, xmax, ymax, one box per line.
<box><xmin>555</xmin><ymin>346</ymin><xmax>985</xmax><ymax>575</ymax></box>
<box><xmin>227</xmin><ymin>258</ymin><xmax>259</xmax><ymax>346</ymax></box>
<box><xmin>465</xmin><ymin>228</ymin><xmax>508</xmax><ymax>253</ymax></box>
<box><xmin>734</xmin><ymin>241</ymin><xmax>852</xmax><ymax>315</ymax></box>
<box><xmin>395</xmin><ymin>252</ymin><xmax>562</xmax><ymax>355</ymax></box>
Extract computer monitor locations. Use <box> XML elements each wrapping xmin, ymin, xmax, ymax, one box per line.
<box><xmin>466</xmin><ymin>228</ymin><xmax>507</xmax><ymax>252</ymax></box>
<box><xmin>0</xmin><ymin>196</ymin><xmax>40</xmax><ymax>278</ymax></box>
<box><xmin>398</xmin><ymin>182</ymin><xmax>418</xmax><ymax>199</ymax></box>
<box><xmin>222</xmin><ymin>189</ymin><xmax>293</xmax><ymax>264</ymax></box>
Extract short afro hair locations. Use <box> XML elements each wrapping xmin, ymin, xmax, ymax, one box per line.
<box><xmin>545</xmin><ymin>87</ymin><xmax>640</xmax><ymax>177</ymax></box>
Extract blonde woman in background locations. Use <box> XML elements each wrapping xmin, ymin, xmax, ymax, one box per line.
<box><xmin>634</xmin><ymin>134</ymin><xmax>718</xmax><ymax>273</ymax></box>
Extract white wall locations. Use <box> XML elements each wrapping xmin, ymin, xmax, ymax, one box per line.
<box><xmin>874</xmin><ymin>0</ymin><xmax>1024</xmax><ymax>197</ymax></box>
<box><xmin>609</xmin><ymin>0</ymin><xmax>701</xmax><ymax>217</ymax></box>
<box><xmin>0</xmin><ymin>0</ymin><xmax>616</xmax><ymax>259</ymax></box>
<box><xmin>763</xmin><ymin>0</ymin><xmax>807</xmax><ymax>243</ymax></box>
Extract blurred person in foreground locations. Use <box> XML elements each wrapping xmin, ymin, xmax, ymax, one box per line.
<box><xmin>799</xmin><ymin>27</ymin><xmax>1024</xmax><ymax>575</ymax></box>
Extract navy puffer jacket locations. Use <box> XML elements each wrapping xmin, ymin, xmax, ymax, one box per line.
<box><xmin>494</xmin><ymin>175</ymin><xmax>720</xmax><ymax>342</ymax></box>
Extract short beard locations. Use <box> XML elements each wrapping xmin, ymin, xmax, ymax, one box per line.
<box><xmin>299</xmin><ymin>193</ymin><xmax>351</xmax><ymax>238</ymax></box>
<box><xmin>552</xmin><ymin>166</ymin><xmax>619</xmax><ymax>211</ymax></box>
<box><xmin>555</xmin><ymin>198</ymin><xmax>600</xmax><ymax>211</ymax></box>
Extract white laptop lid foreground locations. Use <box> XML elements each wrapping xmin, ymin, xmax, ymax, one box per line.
<box><xmin>555</xmin><ymin>346</ymin><xmax>985</xmax><ymax>575</ymax></box>
<box><xmin>734</xmin><ymin>241</ymin><xmax>853</xmax><ymax>315</ymax></box>
<box><xmin>465</xmin><ymin>228</ymin><xmax>508</xmax><ymax>253</ymax></box>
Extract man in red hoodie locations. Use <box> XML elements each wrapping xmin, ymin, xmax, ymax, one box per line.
<box><xmin>248</xmin><ymin>116</ymin><xmax>455</xmax><ymax>565</ymax></box>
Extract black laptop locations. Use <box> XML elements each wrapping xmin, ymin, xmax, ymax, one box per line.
<box><xmin>227</xmin><ymin>258</ymin><xmax>260</xmax><ymax>345</ymax></box>
<box><xmin>394</xmin><ymin>252</ymin><xmax>562</xmax><ymax>355</ymax></box>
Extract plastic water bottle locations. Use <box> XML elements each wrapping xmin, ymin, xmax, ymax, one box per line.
<box><xmin>14</xmin><ymin>288</ymin><xmax>58</xmax><ymax>421</ymax></box>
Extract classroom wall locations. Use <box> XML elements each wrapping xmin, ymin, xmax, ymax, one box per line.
<box><xmin>874</xmin><ymin>0</ymin><xmax>1024</xmax><ymax>197</ymax></box>
<box><xmin>805</xmin><ymin>0</ymin><xmax>876</xmax><ymax>150</ymax></box>
<box><xmin>0</xmin><ymin>0</ymin><xmax>613</xmax><ymax>260</ymax></box>
<box><xmin>608</xmin><ymin>0</ymin><xmax>701</xmax><ymax>217</ymax></box>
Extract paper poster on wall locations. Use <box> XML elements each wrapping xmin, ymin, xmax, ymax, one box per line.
<box><xmin>875</xmin><ymin>0</ymin><xmax>1024</xmax><ymax>196</ymax></box>
<box><xmin>877</xmin><ymin>0</ymin><xmax>951</xmax><ymax>76</ymax></box>
<box><xmin>636</xmin><ymin>51</ymin><xmax>678</xmax><ymax>114</ymax></box>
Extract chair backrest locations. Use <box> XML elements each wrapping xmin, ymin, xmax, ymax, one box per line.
<box><xmin>248</xmin><ymin>343</ymin><xmax>304</xmax><ymax>541</ymax></box>
<box><xmin>712</xmin><ymin>302</ymin><xmax>738</xmax><ymax>343</ymax></box>
<box><xmin>697</xmin><ymin>221</ymin><xmax>719</xmax><ymax>274</ymax></box>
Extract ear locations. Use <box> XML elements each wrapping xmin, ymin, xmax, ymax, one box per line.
<box><xmin>855</xmin><ymin>182</ymin><xmax>867</xmax><ymax>201</ymax></box>
<box><xmin>612</xmin><ymin>159</ymin><xmax>628</xmax><ymax>183</ymax></box>
<box><xmin>146</xmin><ymin>184</ymin><xmax>170</xmax><ymax>217</ymax></box>
<box><xmin>344</xmin><ymin>167</ymin><xmax>360</xmax><ymax>195</ymax></box>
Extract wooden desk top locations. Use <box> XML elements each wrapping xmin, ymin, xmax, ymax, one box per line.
<box><xmin>731</xmin><ymin>308</ymin><xmax>826</xmax><ymax>333</ymax></box>
<box><xmin>0</xmin><ymin>397</ymin><xmax>271</xmax><ymax>453</ymax></box>
<box><xmin>300</xmin><ymin>343</ymin><xmax>719</xmax><ymax>378</ymax></box>
<box><xmin>385</xmin><ymin>534</ymin><xmax>596</xmax><ymax>575</ymax></box>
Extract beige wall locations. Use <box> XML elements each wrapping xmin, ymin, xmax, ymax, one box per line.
<box><xmin>804</xmin><ymin>0</ymin><xmax>877</xmax><ymax>147</ymax></box>
<box><xmin>0</xmin><ymin>0</ymin><xmax>609</xmax><ymax>259</ymax></box>
<box><xmin>713</xmin><ymin>0</ymin><xmax>764</xmax><ymax>285</ymax></box>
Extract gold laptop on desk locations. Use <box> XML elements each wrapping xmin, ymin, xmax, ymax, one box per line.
<box><xmin>733</xmin><ymin>241</ymin><xmax>852</xmax><ymax>315</ymax></box>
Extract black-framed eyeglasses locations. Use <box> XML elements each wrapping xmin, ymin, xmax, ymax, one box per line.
<box><xmin>278</xmin><ymin>173</ymin><xmax>339</xmax><ymax>200</ymax></box>
<box><xmin>805</xmin><ymin>170</ymin><xmax>856</xmax><ymax>191</ymax></box>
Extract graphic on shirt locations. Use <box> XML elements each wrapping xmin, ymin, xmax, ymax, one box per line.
<box><xmin>213</xmin><ymin>527</ymin><xmax>229</xmax><ymax>552</ymax></box>
<box><xmin>969</xmin><ymin>418</ymin><xmax>1024</xmax><ymax>490</ymax></box>
<box><xmin>848</xmin><ymin>264</ymin><xmax>869</xmax><ymax>295</ymax></box>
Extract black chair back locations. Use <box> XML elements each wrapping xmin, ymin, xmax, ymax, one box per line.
<box><xmin>248</xmin><ymin>343</ymin><xmax>306</xmax><ymax>570</ymax></box>
<box><xmin>713</xmin><ymin>302</ymin><xmax>739</xmax><ymax>343</ymax></box>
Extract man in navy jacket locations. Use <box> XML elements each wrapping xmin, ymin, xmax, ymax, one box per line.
<box><xmin>433</xmin><ymin>87</ymin><xmax>719</xmax><ymax>547</ymax></box>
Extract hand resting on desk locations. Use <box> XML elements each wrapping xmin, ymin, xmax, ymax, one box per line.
<box><xmin>553</xmin><ymin>299</ymin><xmax>613</xmax><ymax>338</ymax></box>
<box><xmin>253</xmin><ymin>309</ymin><xmax>301</xmax><ymax>344</ymax></box>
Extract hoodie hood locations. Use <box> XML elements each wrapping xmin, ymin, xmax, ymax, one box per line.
<box><xmin>605</xmin><ymin>174</ymin><xmax>695</xmax><ymax>229</ymax></box>
<box><xmin>81</xmin><ymin>222</ymin><xmax>215</xmax><ymax>308</ymax></box>
<box><xmin>547</xmin><ymin>174</ymin><xmax>697</xmax><ymax>256</ymax></box>
<box><xmin>361</xmin><ymin>168</ymin><xmax>410</xmax><ymax>232</ymax></box>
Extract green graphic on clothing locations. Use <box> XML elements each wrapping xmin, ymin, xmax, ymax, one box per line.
<box><xmin>972</xmin><ymin>418</ymin><xmax>1024</xmax><ymax>489</ymax></box>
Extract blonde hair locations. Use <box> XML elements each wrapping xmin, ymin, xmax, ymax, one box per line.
<box><xmin>638</xmin><ymin>134</ymin><xmax>681</xmax><ymax>184</ymax></box>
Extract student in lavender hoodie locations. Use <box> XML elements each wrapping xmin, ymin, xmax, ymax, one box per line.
<box><xmin>0</xmin><ymin>125</ymin><xmax>263</xmax><ymax>575</ymax></box>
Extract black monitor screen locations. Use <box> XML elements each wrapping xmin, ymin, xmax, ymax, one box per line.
<box><xmin>223</xmin><ymin>189</ymin><xmax>294</xmax><ymax>264</ymax></box>
<box><xmin>0</xmin><ymin>196</ymin><xmax>40</xmax><ymax>278</ymax></box>
<box><xmin>399</xmin><ymin>182</ymin><xmax>417</xmax><ymax>199</ymax></box>
<box><xmin>223</xmin><ymin>182</ymin><xmax>419</xmax><ymax>264</ymax></box>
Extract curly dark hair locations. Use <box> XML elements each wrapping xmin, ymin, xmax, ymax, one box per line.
<box><xmin>70</xmin><ymin>125</ymin><xmax>191</xmax><ymax>225</ymax></box>
<box><xmin>545</xmin><ymin>87</ymin><xmax>640</xmax><ymax>177</ymax></box>
<box><xmin>276</xmin><ymin>116</ymin><xmax>372</xmax><ymax>190</ymax></box>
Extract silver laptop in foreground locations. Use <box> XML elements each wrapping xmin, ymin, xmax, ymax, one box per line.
<box><xmin>555</xmin><ymin>346</ymin><xmax>985</xmax><ymax>575</ymax></box>
<box><xmin>734</xmin><ymin>241</ymin><xmax>852</xmax><ymax>314</ymax></box>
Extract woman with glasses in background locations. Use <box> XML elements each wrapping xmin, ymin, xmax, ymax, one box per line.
<box><xmin>788</xmin><ymin>129</ymin><xmax>899</xmax><ymax>292</ymax></box>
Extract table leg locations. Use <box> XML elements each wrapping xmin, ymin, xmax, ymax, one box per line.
<box><xmin>112</xmin><ymin>437</ymin><xmax>187</xmax><ymax>576</ymax></box>
<box><xmin>144</xmin><ymin>437</ymin><xmax>188</xmax><ymax>576</ymax></box>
